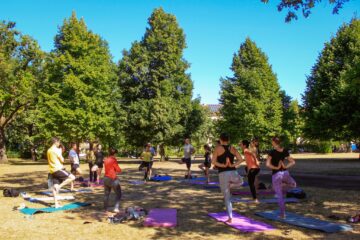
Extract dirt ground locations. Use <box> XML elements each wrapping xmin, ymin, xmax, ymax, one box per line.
<box><xmin>0</xmin><ymin>154</ymin><xmax>359</xmax><ymax>240</ymax></box>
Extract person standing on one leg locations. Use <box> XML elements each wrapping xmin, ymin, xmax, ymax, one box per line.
<box><xmin>104</xmin><ymin>147</ymin><xmax>122</xmax><ymax>214</ymax></box>
<box><xmin>47</xmin><ymin>137</ymin><xmax>75</xmax><ymax>208</ymax></box>
<box><xmin>139</xmin><ymin>144</ymin><xmax>153</xmax><ymax>181</ymax></box>
<box><xmin>266</xmin><ymin>136</ymin><xmax>296</xmax><ymax>219</ymax></box>
<box><xmin>212</xmin><ymin>133</ymin><xmax>245</xmax><ymax>223</ymax></box>
<box><xmin>183</xmin><ymin>138</ymin><xmax>195</xmax><ymax>179</ymax></box>
<box><xmin>148</xmin><ymin>143</ymin><xmax>156</xmax><ymax>179</ymax></box>
<box><xmin>240</xmin><ymin>140</ymin><xmax>260</xmax><ymax>203</ymax></box>
<box><xmin>86</xmin><ymin>144</ymin><xmax>97</xmax><ymax>183</ymax></box>
<box><xmin>198</xmin><ymin>144</ymin><xmax>212</xmax><ymax>183</ymax></box>
<box><xmin>95</xmin><ymin>144</ymin><xmax>104</xmax><ymax>185</ymax></box>
<box><xmin>69</xmin><ymin>143</ymin><xmax>82</xmax><ymax>191</ymax></box>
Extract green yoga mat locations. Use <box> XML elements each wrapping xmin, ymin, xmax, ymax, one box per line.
<box><xmin>20</xmin><ymin>202</ymin><xmax>90</xmax><ymax>215</ymax></box>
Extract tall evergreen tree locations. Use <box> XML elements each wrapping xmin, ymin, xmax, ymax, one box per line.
<box><xmin>118</xmin><ymin>8</ymin><xmax>193</xmax><ymax>147</ymax></box>
<box><xmin>280</xmin><ymin>90</ymin><xmax>303</xmax><ymax>147</ymax></box>
<box><xmin>0</xmin><ymin>21</ymin><xmax>44</xmax><ymax>163</ymax></box>
<box><xmin>303</xmin><ymin>18</ymin><xmax>360</xmax><ymax>140</ymax></box>
<box><xmin>219</xmin><ymin>38</ymin><xmax>282</xmax><ymax>145</ymax></box>
<box><xmin>40</xmin><ymin>12</ymin><xmax>121</xmax><ymax>145</ymax></box>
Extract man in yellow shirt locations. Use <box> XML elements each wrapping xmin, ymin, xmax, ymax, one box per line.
<box><xmin>47</xmin><ymin>137</ymin><xmax>75</xmax><ymax>208</ymax></box>
<box><xmin>138</xmin><ymin>144</ymin><xmax>154</xmax><ymax>181</ymax></box>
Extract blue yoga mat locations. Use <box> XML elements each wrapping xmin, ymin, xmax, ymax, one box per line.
<box><xmin>20</xmin><ymin>202</ymin><xmax>91</xmax><ymax>215</ymax></box>
<box><xmin>150</xmin><ymin>176</ymin><xmax>172</xmax><ymax>181</ymax></box>
<box><xmin>39</xmin><ymin>188</ymin><xmax>92</xmax><ymax>196</ymax></box>
<box><xmin>255</xmin><ymin>210</ymin><xmax>353</xmax><ymax>233</ymax></box>
<box><xmin>232</xmin><ymin>197</ymin><xmax>299</xmax><ymax>204</ymax></box>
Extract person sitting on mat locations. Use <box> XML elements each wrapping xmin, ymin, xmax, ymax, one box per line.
<box><xmin>139</xmin><ymin>144</ymin><xmax>153</xmax><ymax>181</ymax></box>
<box><xmin>240</xmin><ymin>140</ymin><xmax>260</xmax><ymax>203</ymax></box>
<box><xmin>104</xmin><ymin>147</ymin><xmax>122</xmax><ymax>214</ymax></box>
<box><xmin>266</xmin><ymin>136</ymin><xmax>296</xmax><ymax>219</ymax></box>
<box><xmin>198</xmin><ymin>144</ymin><xmax>212</xmax><ymax>183</ymax></box>
<box><xmin>212</xmin><ymin>133</ymin><xmax>245</xmax><ymax>223</ymax></box>
<box><xmin>47</xmin><ymin>137</ymin><xmax>75</xmax><ymax>208</ymax></box>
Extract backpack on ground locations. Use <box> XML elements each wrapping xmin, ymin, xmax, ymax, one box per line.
<box><xmin>286</xmin><ymin>188</ymin><xmax>306</xmax><ymax>199</ymax></box>
<box><xmin>3</xmin><ymin>188</ymin><xmax>20</xmax><ymax>197</ymax></box>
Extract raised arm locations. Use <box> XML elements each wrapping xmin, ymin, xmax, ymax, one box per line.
<box><xmin>230</xmin><ymin>146</ymin><xmax>244</xmax><ymax>168</ymax></box>
<box><xmin>283</xmin><ymin>155</ymin><xmax>295</xmax><ymax>169</ymax></box>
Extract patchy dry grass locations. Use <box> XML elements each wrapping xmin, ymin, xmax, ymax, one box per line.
<box><xmin>0</xmin><ymin>157</ymin><xmax>359</xmax><ymax>240</ymax></box>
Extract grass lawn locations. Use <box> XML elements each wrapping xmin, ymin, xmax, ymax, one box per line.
<box><xmin>0</xmin><ymin>155</ymin><xmax>359</xmax><ymax>240</ymax></box>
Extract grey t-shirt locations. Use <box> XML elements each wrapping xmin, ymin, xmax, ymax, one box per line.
<box><xmin>184</xmin><ymin>144</ymin><xmax>194</xmax><ymax>159</ymax></box>
<box><xmin>69</xmin><ymin>149</ymin><xmax>79</xmax><ymax>164</ymax></box>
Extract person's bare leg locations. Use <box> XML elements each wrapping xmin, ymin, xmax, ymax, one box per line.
<box><xmin>52</xmin><ymin>184</ymin><xmax>61</xmax><ymax>208</ymax></box>
<box><xmin>59</xmin><ymin>175</ymin><xmax>75</xmax><ymax>190</ymax></box>
<box><xmin>96</xmin><ymin>168</ymin><xmax>101</xmax><ymax>184</ymax></box>
<box><xmin>206</xmin><ymin>167</ymin><xmax>210</xmax><ymax>183</ymax></box>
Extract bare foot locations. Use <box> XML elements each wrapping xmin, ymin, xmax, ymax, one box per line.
<box><xmin>280</xmin><ymin>213</ymin><xmax>286</xmax><ymax>219</ymax></box>
<box><xmin>54</xmin><ymin>203</ymin><xmax>62</xmax><ymax>208</ymax></box>
<box><xmin>114</xmin><ymin>208</ymin><xmax>120</xmax><ymax>213</ymax></box>
<box><xmin>225</xmin><ymin>218</ymin><xmax>232</xmax><ymax>223</ymax></box>
<box><xmin>254</xmin><ymin>199</ymin><xmax>260</xmax><ymax>204</ymax></box>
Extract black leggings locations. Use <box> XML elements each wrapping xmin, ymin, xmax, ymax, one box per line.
<box><xmin>88</xmin><ymin>162</ymin><xmax>98</xmax><ymax>182</ymax></box>
<box><xmin>248</xmin><ymin>168</ymin><xmax>260</xmax><ymax>199</ymax></box>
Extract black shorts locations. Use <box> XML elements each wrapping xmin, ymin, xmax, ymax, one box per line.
<box><xmin>71</xmin><ymin>163</ymin><xmax>80</xmax><ymax>173</ymax></box>
<box><xmin>139</xmin><ymin>161</ymin><xmax>153</xmax><ymax>171</ymax></box>
<box><xmin>204</xmin><ymin>161</ymin><xmax>211</xmax><ymax>168</ymax></box>
<box><xmin>95</xmin><ymin>161</ymin><xmax>104</xmax><ymax>169</ymax></box>
<box><xmin>182</xmin><ymin>158</ymin><xmax>191</xmax><ymax>169</ymax></box>
<box><xmin>52</xmin><ymin>170</ymin><xmax>71</xmax><ymax>184</ymax></box>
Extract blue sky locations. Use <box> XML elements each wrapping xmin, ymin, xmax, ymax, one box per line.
<box><xmin>1</xmin><ymin>0</ymin><xmax>359</xmax><ymax>104</ymax></box>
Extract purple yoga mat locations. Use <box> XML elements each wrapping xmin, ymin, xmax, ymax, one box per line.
<box><xmin>208</xmin><ymin>211</ymin><xmax>275</xmax><ymax>232</ymax></box>
<box><xmin>231</xmin><ymin>197</ymin><xmax>299</xmax><ymax>203</ymax></box>
<box><xmin>232</xmin><ymin>190</ymin><xmax>275</xmax><ymax>196</ymax></box>
<box><xmin>144</xmin><ymin>208</ymin><xmax>177</xmax><ymax>227</ymax></box>
<box><xmin>191</xmin><ymin>181</ymin><xmax>219</xmax><ymax>185</ymax></box>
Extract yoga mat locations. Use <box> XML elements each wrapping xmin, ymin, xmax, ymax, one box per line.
<box><xmin>129</xmin><ymin>180</ymin><xmax>145</xmax><ymax>185</ymax></box>
<box><xmin>255</xmin><ymin>210</ymin><xmax>353</xmax><ymax>233</ymax></box>
<box><xmin>39</xmin><ymin>188</ymin><xmax>92</xmax><ymax>196</ymax></box>
<box><xmin>150</xmin><ymin>176</ymin><xmax>172</xmax><ymax>181</ymax></box>
<box><xmin>191</xmin><ymin>181</ymin><xmax>219</xmax><ymax>185</ymax></box>
<box><xmin>231</xmin><ymin>197</ymin><xmax>299</xmax><ymax>204</ymax></box>
<box><xmin>144</xmin><ymin>208</ymin><xmax>177</xmax><ymax>227</ymax></box>
<box><xmin>20</xmin><ymin>202</ymin><xmax>91</xmax><ymax>215</ymax></box>
<box><xmin>203</xmin><ymin>185</ymin><xmax>220</xmax><ymax>189</ymax></box>
<box><xmin>25</xmin><ymin>196</ymin><xmax>75</xmax><ymax>202</ymax></box>
<box><xmin>232</xmin><ymin>190</ymin><xmax>275</xmax><ymax>196</ymax></box>
<box><xmin>208</xmin><ymin>211</ymin><xmax>275</xmax><ymax>232</ymax></box>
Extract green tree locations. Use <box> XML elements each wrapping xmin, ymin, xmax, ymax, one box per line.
<box><xmin>280</xmin><ymin>90</ymin><xmax>303</xmax><ymax>148</ymax></box>
<box><xmin>40</xmin><ymin>12</ymin><xmax>121</xmax><ymax>146</ymax></box>
<box><xmin>303</xmin><ymin>18</ymin><xmax>360</xmax><ymax>140</ymax></box>
<box><xmin>0</xmin><ymin>21</ymin><xmax>44</xmax><ymax>163</ymax></box>
<box><xmin>219</xmin><ymin>38</ymin><xmax>283</xmax><ymax>146</ymax></box>
<box><xmin>118</xmin><ymin>8</ymin><xmax>193</xmax><ymax>147</ymax></box>
<box><xmin>261</xmin><ymin>0</ymin><xmax>349</xmax><ymax>22</ymax></box>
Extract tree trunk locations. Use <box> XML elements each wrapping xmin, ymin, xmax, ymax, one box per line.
<box><xmin>0</xmin><ymin>128</ymin><xmax>8</xmax><ymax>163</ymax></box>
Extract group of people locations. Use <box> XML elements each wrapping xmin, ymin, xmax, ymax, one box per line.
<box><xmin>180</xmin><ymin>134</ymin><xmax>296</xmax><ymax>222</ymax></box>
<box><xmin>46</xmin><ymin>133</ymin><xmax>296</xmax><ymax>220</ymax></box>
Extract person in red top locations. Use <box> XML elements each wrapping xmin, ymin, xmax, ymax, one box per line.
<box><xmin>103</xmin><ymin>147</ymin><xmax>122</xmax><ymax>213</ymax></box>
<box><xmin>240</xmin><ymin>140</ymin><xmax>260</xmax><ymax>203</ymax></box>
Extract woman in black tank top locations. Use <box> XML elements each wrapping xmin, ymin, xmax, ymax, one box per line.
<box><xmin>212</xmin><ymin>133</ymin><xmax>245</xmax><ymax>223</ymax></box>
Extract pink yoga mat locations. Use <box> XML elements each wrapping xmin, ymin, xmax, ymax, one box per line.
<box><xmin>144</xmin><ymin>208</ymin><xmax>177</xmax><ymax>227</ymax></box>
<box><xmin>208</xmin><ymin>211</ymin><xmax>275</xmax><ymax>232</ymax></box>
<box><xmin>232</xmin><ymin>190</ymin><xmax>275</xmax><ymax>195</ymax></box>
